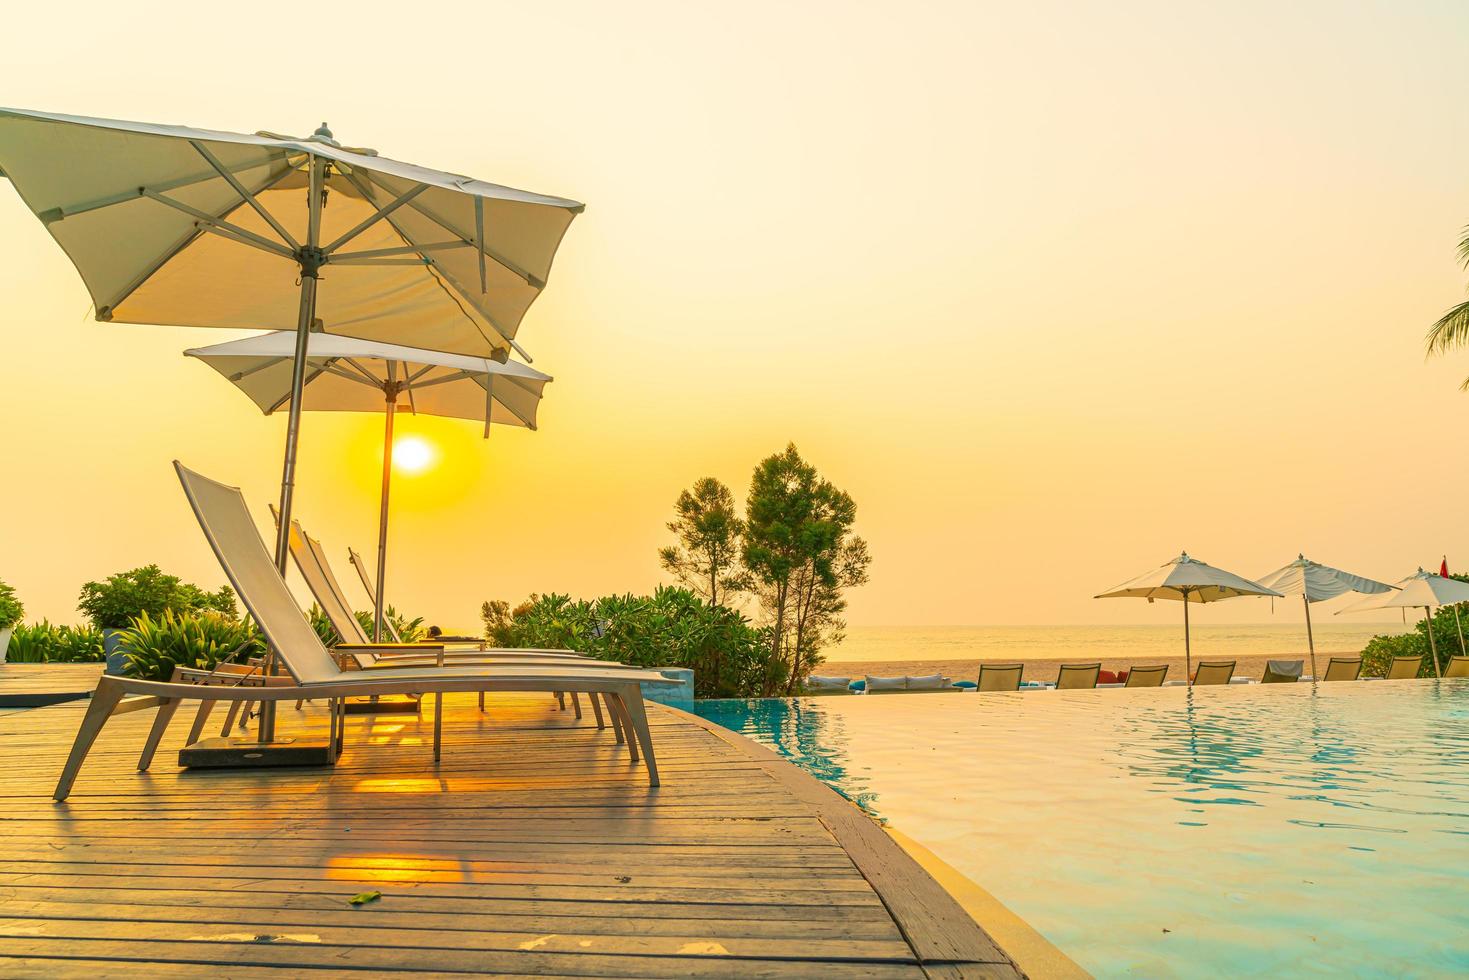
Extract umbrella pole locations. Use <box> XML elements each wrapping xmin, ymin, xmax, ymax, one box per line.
<box><xmin>1184</xmin><ymin>596</ymin><xmax>1193</xmax><ymax>687</ymax></box>
<box><xmin>1455</xmin><ymin>606</ymin><xmax>1467</xmax><ymax>658</ymax></box>
<box><xmin>1303</xmin><ymin>594</ymin><xmax>1317</xmax><ymax>682</ymax></box>
<box><xmin>373</xmin><ymin>395</ymin><xmax>397</xmax><ymax>643</ymax></box>
<box><xmin>264</xmin><ymin>154</ymin><xmax>326</xmax><ymax>744</ymax></box>
<box><xmin>1425</xmin><ymin>607</ymin><xmax>1443</xmax><ymax>679</ymax></box>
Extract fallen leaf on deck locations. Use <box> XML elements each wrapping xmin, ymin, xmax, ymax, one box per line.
<box><xmin>348</xmin><ymin>891</ymin><xmax>382</xmax><ymax>906</ymax></box>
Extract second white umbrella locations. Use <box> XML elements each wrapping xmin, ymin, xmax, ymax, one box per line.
<box><xmin>1254</xmin><ymin>555</ymin><xmax>1393</xmax><ymax>681</ymax></box>
<box><xmin>187</xmin><ymin>330</ymin><xmax>550</xmax><ymax>640</ymax></box>
<box><xmin>1337</xmin><ymin>569</ymin><xmax>1469</xmax><ymax>678</ymax></box>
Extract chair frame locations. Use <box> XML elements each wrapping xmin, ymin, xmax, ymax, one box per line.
<box><xmin>1054</xmin><ymin>663</ymin><xmax>1101</xmax><ymax>690</ymax></box>
<box><xmin>977</xmin><ymin>663</ymin><xmax>1024</xmax><ymax>692</ymax></box>
<box><xmin>1321</xmin><ymin>657</ymin><xmax>1362</xmax><ymax>682</ymax></box>
<box><xmin>1192</xmin><ymin>661</ymin><xmax>1236</xmax><ymax>686</ymax></box>
<box><xmin>1123</xmin><ymin>664</ymin><xmax>1168</xmax><ymax>688</ymax></box>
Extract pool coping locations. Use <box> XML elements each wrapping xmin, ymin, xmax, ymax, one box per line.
<box><xmin>669</xmin><ymin>703</ymin><xmax>1026</xmax><ymax>978</ymax></box>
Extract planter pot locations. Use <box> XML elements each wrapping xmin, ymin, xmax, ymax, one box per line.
<box><xmin>102</xmin><ymin>628</ymin><xmax>130</xmax><ymax>675</ymax></box>
<box><xmin>0</xmin><ymin>627</ymin><xmax>11</xmax><ymax>663</ymax></box>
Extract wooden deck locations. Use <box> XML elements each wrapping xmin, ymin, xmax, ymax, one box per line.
<box><xmin>0</xmin><ymin>688</ymin><xmax>1021</xmax><ymax>978</ymax></box>
<box><xmin>0</xmin><ymin>664</ymin><xmax>104</xmax><ymax>707</ymax></box>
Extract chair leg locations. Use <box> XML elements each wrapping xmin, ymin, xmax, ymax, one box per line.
<box><xmin>555</xmin><ymin>691</ymin><xmax>566</xmax><ymax>711</ymax></box>
<box><xmin>432</xmin><ymin>693</ymin><xmax>443</xmax><ymax>762</ymax></box>
<box><xmin>618</xmin><ymin>689</ymin><xmax>660</xmax><ymax>787</ymax></box>
<box><xmin>138</xmin><ymin>697</ymin><xmax>184</xmax><ymax>772</ymax></box>
<box><xmin>220</xmin><ymin>700</ymin><xmax>241</xmax><ymax>737</ymax></box>
<box><xmin>571</xmin><ymin>692</ymin><xmax>583</xmax><ymax>720</ymax></box>
<box><xmin>326</xmin><ymin>699</ymin><xmax>340</xmax><ymax>764</ymax></box>
<box><xmin>609</xmin><ymin>695</ymin><xmax>639</xmax><ymax>765</ymax></box>
<box><xmin>478</xmin><ymin>691</ymin><xmax>485</xmax><ymax>712</ymax></box>
<box><xmin>590</xmin><ymin>691</ymin><xmax>605</xmax><ymax>729</ymax></box>
<box><xmin>54</xmin><ymin>678</ymin><xmax>127</xmax><ymax>802</ymax></box>
<box><xmin>188</xmin><ymin>700</ymin><xmax>216</xmax><ymax>745</ymax></box>
<box><xmin>599</xmin><ymin>693</ymin><xmax>622</xmax><ymax>746</ymax></box>
<box><xmin>295</xmin><ymin>699</ymin><xmax>304</xmax><ymax>711</ymax></box>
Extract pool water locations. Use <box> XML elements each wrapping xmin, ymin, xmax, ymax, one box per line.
<box><xmin>693</xmin><ymin>680</ymin><xmax>1469</xmax><ymax>977</ymax></box>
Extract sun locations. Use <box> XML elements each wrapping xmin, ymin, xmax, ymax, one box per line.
<box><xmin>393</xmin><ymin>436</ymin><xmax>435</xmax><ymax>474</ymax></box>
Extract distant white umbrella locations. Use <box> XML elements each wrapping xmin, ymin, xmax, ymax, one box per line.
<box><xmin>186</xmin><ymin>331</ymin><xmax>550</xmax><ymax>641</ymax></box>
<box><xmin>1255</xmin><ymin>555</ymin><xmax>1393</xmax><ymax>681</ymax></box>
<box><xmin>1338</xmin><ymin>569</ymin><xmax>1469</xmax><ymax>678</ymax></box>
<box><xmin>1096</xmin><ymin>553</ymin><xmax>1283</xmax><ymax>686</ymax></box>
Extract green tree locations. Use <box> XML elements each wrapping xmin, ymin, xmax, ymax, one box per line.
<box><xmin>1426</xmin><ymin>225</ymin><xmax>1469</xmax><ymax>376</ymax></box>
<box><xmin>658</xmin><ymin>477</ymin><xmax>747</xmax><ymax>607</ymax></box>
<box><xmin>77</xmin><ymin>565</ymin><xmax>236</xmax><ymax>629</ymax></box>
<box><xmin>742</xmin><ymin>444</ymin><xmax>870</xmax><ymax>695</ymax></box>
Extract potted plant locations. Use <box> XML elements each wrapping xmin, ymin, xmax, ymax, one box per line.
<box><xmin>77</xmin><ymin>565</ymin><xmax>236</xmax><ymax>674</ymax></box>
<box><xmin>0</xmin><ymin>579</ymin><xmax>23</xmax><ymax>663</ymax></box>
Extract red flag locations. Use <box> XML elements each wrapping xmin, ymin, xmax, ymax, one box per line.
<box><xmin>1441</xmin><ymin>557</ymin><xmax>1450</xmax><ymax>577</ymax></box>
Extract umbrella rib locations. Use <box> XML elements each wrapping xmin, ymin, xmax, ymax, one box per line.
<box><xmin>478</xmin><ymin>374</ymin><xmax>536</xmax><ymax>429</ymax></box>
<box><xmin>359</xmin><ymin>171</ymin><xmax>542</xmax><ymax>289</ymax></box>
<box><xmin>142</xmin><ymin>189</ymin><xmax>295</xmax><ymax>259</ymax></box>
<box><xmin>328</xmin><ymin>241</ymin><xmax>472</xmax><ymax>262</ymax></box>
<box><xmin>321</xmin><ymin>363</ymin><xmax>384</xmax><ymax>390</ymax></box>
<box><xmin>340</xmin><ymin>358</ymin><xmax>386</xmax><ymax>387</ymax></box>
<box><xmin>42</xmin><ymin>153</ymin><xmax>302</xmax><ymax>222</ymax></box>
<box><xmin>189</xmin><ymin>141</ymin><xmax>300</xmax><ymax>251</ymax></box>
<box><xmin>340</xmin><ymin>170</ymin><xmax>512</xmax><ymax>353</ymax></box>
<box><xmin>322</xmin><ymin>184</ymin><xmax>429</xmax><ymax>254</ymax></box>
<box><xmin>266</xmin><ymin>359</ymin><xmax>335</xmax><ymax>413</ymax></box>
<box><xmin>97</xmin><ymin>165</ymin><xmax>301</xmax><ymax>318</ymax></box>
<box><xmin>403</xmin><ymin>369</ymin><xmax>478</xmax><ymax>392</ymax></box>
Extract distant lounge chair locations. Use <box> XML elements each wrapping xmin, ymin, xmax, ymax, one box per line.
<box><xmin>1192</xmin><ymin>661</ymin><xmax>1235</xmax><ymax>686</ymax></box>
<box><xmin>52</xmin><ymin>464</ymin><xmax>677</xmax><ymax>800</ymax></box>
<box><xmin>1386</xmin><ymin>655</ymin><xmax>1424</xmax><ymax>680</ymax></box>
<box><xmin>862</xmin><ymin>674</ymin><xmax>955</xmax><ymax>694</ymax></box>
<box><xmin>1261</xmin><ymin>660</ymin><xmax>1303</xmax><ymax>684</ymax></box>
<box><xmin>977</xmin><ymin>663</ymin><xmax>1024</xmax><ymax>692</ymax></box>
<box><xmin>1446</xmin><ymin>656</ymin><xmax>1469</xmax><ymax>678</ymax></box>
<box><xmin>1321</xmin><ymin>657</ymin><xmax>1362</xmax><ymax>682</ymax></box>
<box><xmin>802</xmin><ymin>675</ymin><xmax>854</xmax><ymax>695</ymax></box>
<box><xmin>1123</xmin><ymin>664</ymin><xmax>1168</xmax><ymax>687</ymax></box>
<box><xmin>1055</xmin><ymin>663</ymin><xmax>1100</xmax><ymax>690</ymax></box>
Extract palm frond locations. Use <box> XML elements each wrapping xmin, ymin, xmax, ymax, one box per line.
<box><xmin>1425</xmin><ymin>299</ymin><xmax>1469</xmax><ymax>356</ymax></box>
<box><xmin>1458</xmin><ymin>225</ymin><xmax>1469</xmax><ymax>268</ymax></box>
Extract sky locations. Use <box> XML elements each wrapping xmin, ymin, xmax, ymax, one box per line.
<box><xmin>3</xmin><ymin>0</ymin><xmax>1469</xmax><ymax>632</ymax></box>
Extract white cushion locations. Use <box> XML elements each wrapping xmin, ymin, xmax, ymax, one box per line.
<box><xmin>865</xmin><ymin>675</ymin><xmax>906</xmax><ymax>691</ymax></box>
<box><xmin>905</xmin><ymin>674</ymin><xmax>947</xmax><ymax>690</ymax></box>
<box><xmin>805</xmin><ymin>675</ymin><xmax>851</xmax><ymax>690</ymax></box>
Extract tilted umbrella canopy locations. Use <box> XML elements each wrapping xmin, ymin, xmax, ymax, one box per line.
<box><xmin>1254</xmin><ymin>555</ymin><xmax>1393</xmax><ymax>680</ymax></box>
<box><xmin>0</xmin><ymin>107</ymin><xmax>582</xmax><ymax>358</ymax></box>
<box><xmin>1255</xmin><ymin>555</ymin><xmax>1394</xmax><ymax>603</ymax></box>
<box><xmin>1337</xmin><ymin>569</ymin><xmax>1469</xmax><ymax>679</ymax></box>
<box><xmin>1096</xmin><ymin>553</ymin><xmax>1282</xmax><ymax>685</ymax></box>
<box><xmin>187</xmin><ymin>331</ymin><xmax>550</xmax><ymax>639</ymax></box>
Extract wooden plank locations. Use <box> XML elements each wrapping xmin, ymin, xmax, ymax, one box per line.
<box><xmin>0</xmin><ymin>692</ymin><xmax>1020</xmax><ymax>977</ymax></box>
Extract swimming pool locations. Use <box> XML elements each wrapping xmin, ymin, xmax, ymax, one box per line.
<box><xmin>693</xmin><ymin>680</ymin><xmax>1469</xmax><ymax>977</ymax></box>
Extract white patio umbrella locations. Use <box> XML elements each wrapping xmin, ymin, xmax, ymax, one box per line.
<box><xmin>185</xmin><ymin>331</ymin><xmax>550</xmax><ymax>641</ymax></box>
<box><xmin>1338</xmin><ymin>569</ymin><xmax>1469</xmax><ymax>678</ymax></box>
<box><xmin>0</xmin><ymin>107</ymin><xmax>581</xmax><ymax>572</ymax></box>
<box><xmin>0</xmin><ymin>106</ymin><xmax>580</xmax><ymax>742</ymax></box>
<box><xmin>1096</xmin><ymin>553</ymin><xmax>1283</xmax><ymax>686</ymax></box>
<box><xmin>1254</xmin><ymin>555</ymin><xmax>1393</xmax><ymax>681</ymax></box>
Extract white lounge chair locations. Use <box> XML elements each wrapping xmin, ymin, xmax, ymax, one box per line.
<box><xmin>52</xmin><ymin>463</ymin><xmax>676</xmax><ymax>800</ymax></box>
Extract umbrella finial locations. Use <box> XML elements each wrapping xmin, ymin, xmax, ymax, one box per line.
<box><xmin>314</xmin><ymin>122</ymin><xmax>333</xmax><ymax>140</ymax></box>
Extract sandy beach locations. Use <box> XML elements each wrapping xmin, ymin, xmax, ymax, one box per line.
<box><xmin>828</xmin><ymin>651</ymin><xmax>1368</xmax><ymax>685</ymax></box>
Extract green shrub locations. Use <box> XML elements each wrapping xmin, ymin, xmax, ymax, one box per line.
<box><xmin>306</xmin><ymin>604</ymin><xmax>424</xmax><ymax>646</ymax></box>
<box><xmin>4</xmin><ymin>621</ymin><xmax>105</xmax><ymax>663</ymax></box>
<box><xmin>0</xmin><ymin>580</ymin><xmax>23</xmax><ymax>630</ymax></box>
<box><xmin>118</xmin><ymin>609</ymin><xmax>266</xmax><ymax>682</ymax></box>
<box><xmin>77</xmin><ymin>565</ymin><xmax>237</xmax><ymax>630</ymax></box>
<box><xmin>1362</xmin><ymin>610</ymin><xmax>1466</xmax><ymax>678</ymax></box>
<box><xmin>484</xmin><ymin>587</ymin><xmax>778</xmax><ymax>698</ymax></box>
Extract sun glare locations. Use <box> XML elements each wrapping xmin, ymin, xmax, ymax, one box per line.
<box><xmin>393</xmin><ymin>436</ymin><xmax>435</xmax><ymax>474</ymax></box>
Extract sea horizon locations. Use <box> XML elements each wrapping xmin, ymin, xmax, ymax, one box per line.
<box><xmin>826</xmin><ymin>622</ymin><xmax>1415</xmax><ymax>664</ymax></box>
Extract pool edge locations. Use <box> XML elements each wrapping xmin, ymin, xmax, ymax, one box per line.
<box><xmin>884</xmin><ymin>825</ymin><xmax>1090</xmax><ymax>980</ymax></box>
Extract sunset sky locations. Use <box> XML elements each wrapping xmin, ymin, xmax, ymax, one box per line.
<box><xmin>4</xmin><ymin>1</ymin><xmax>1469</xmax><ymax>631</ymax></box>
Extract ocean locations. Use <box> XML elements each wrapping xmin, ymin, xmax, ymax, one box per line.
<box><xmin>825</xmin><ymin>622</ymin><xmax>1413</xmax><ymax>664</ymax></box>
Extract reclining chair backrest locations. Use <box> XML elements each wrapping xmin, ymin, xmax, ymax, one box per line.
<box><xmin>288</xmin><ymin>522</ymin><xmax>370</xmax><ymax>645</ymax></box>
<box><xmin>174</xmin><ymin>461</ymin><xmax>343</xmax><ymax>685</ymax></box>
<box><xmin>348</xmin><ymin>547</ymin><xmax>404</xmax><ymax>642</ymax></box>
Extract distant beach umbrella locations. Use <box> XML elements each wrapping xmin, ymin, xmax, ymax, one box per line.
<box><xmin>1095</xmin><ymin>553</ymin><xmax>1283</xmax><ymax>686</ymax></box>
<box><xmin>1338</xmin><ymin>569</ymin><xmax>1469</xmax><ymax>678</ymax></box>
<box><xmin>186</xmin><ymin>331</ymin><xmax>550</xmax><ymax>641</ymax></box>
<box><xmin>1254</xmin><ymin>555</ymin><xmax>1393</xmax><ymax>681</ymax></box>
